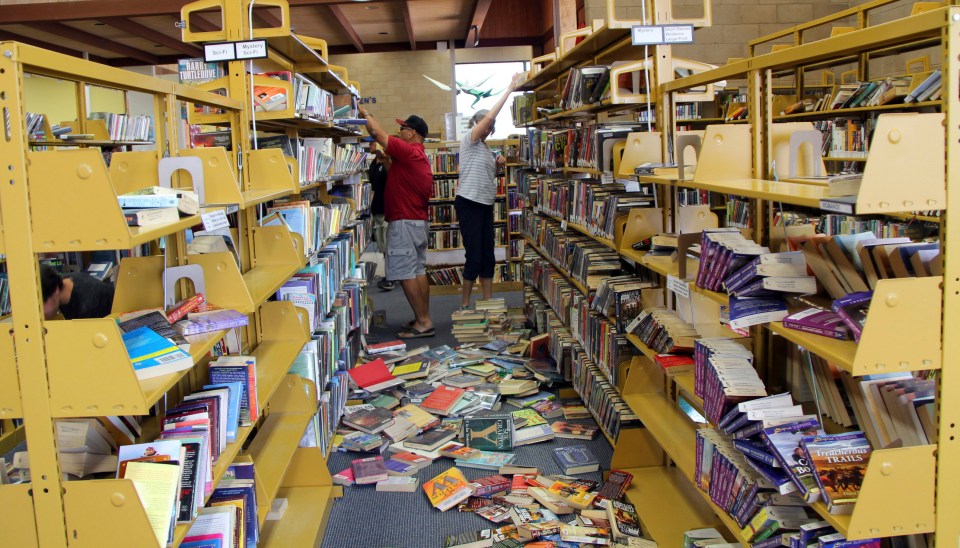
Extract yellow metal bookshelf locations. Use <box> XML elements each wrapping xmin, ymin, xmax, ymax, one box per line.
<box><xmin>0</xmin><ymin>0</ymin><xmax>360</xmax><ymax>545</ymax></box>
<box><xmin>517</xmin><ymin>0</ymin><xmax>959</xmax><ymax>544</ymax></box>
<box><xmin>628</xmin><ymin>4</ymin><xmax>953</xmax><ymax>542</ymax></box>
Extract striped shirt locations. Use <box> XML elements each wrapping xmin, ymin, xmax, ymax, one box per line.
<box><xmin>456</xmin><ymin>131</ymin><xmax>497</xmax><ymax>205</ymax></box>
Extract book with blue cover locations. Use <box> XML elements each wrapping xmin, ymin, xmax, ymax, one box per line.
<box><xmin>552</xmin><ymin>445</ymin><xmax>600</xmax><ymax>475</ymax></box>
<box><xmin>203</xmin><ymin>382</ymin><xmax>243</xmax><ymax>442</ymax></box>
<box><xmin>121</xmin><ymin>326</ymin><xmax>193</xmax><ymax>380</ymax></box>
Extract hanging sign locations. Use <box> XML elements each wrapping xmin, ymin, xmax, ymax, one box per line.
<box><xmin>203</xmin><ymin>39</ymin><xmax>268</xmax><ymax>62</ymax></box>
<box><xmin>631</xmin><ymin>25</ymin><xmax>695</xmax><ymax>45</ymax></box>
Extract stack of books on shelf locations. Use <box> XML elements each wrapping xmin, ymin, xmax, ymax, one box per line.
<box><xmin>427</xmin><ymin>150</ymin><xmax>459</xmax><ymax>173</ymax></box>
<box><xmin>88</xmin><ymin>112</ymin><xmax>154</xmax><ymax>141</ymax></box>
<box><xmin>559</xmin><ymin>65</ymin><xmax>611</xmax><ymax>110</ymax></box>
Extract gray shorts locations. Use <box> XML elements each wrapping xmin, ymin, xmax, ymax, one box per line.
<box><xmin>386</xmin><ymin>219</ymin><xmax>428</xmax><ymax>281</ymax></box>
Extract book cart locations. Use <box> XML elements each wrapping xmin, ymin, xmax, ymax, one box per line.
<box><xmin>518</xmin><ymin>0</ymin><xmax>958</xmax><ymax>545</ymax></box>
<box><xmin>0</xmin><ymin>0</ymin><xmax>367</xmax><ymax>544</ymax></box>
<box><xmin>423</xmin><ymin>139</ymin><xmax>524</xmax><ymax>296</ymax></box>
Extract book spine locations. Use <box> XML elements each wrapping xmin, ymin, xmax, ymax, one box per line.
<box><xmin>781</xmin><ymin>319</ymin><xmax>848</xmax><ymax>340</ymax></box>
<box><xmin>166</xmin><ymin>293</ymin><xmax>205</xmax><ymax>324</ymax></box>
<box><xmin>117</xmin><ymin>195</ymin><xmax>179</xmax><ymax>208</ymax></box>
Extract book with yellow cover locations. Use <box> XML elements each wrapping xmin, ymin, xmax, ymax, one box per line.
<box><xmin>122</xmin><ymin>461</ymin><xmax>182</xmax><ymax>546</ymax></box>
<box><xmin>423</xmin><ymin>467</ymin><xmax>475</xmax><ymax>512</ymax></box>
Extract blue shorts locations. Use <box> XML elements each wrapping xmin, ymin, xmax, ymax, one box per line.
<box><xmin>386</xmin><ymin>220</ymin><xmax>428</xmax><ymax>281</ymax></box>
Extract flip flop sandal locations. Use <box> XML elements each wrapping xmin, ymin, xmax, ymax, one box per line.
<box><xmin>397</xmin><ymin>326</ymin><xmax>436</xmax><ymax>339</ymax></box>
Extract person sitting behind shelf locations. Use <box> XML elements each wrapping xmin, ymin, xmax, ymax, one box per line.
<box><xmin>368</xmin><ymin>140</ymin><xmax>396</xmax><ymax>292</ymax></box>
<box><xmin>40</xmin><ymin>264</ymin><xmax>114</xmax><ymax>320</ymax></box>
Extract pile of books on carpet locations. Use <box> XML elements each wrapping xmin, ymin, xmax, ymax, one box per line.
<box><xmin>451</xmin><ymin>298</ymin><xmax>514</xmax><ymax>344</ymax></box>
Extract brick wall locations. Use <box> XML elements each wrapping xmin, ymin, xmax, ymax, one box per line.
<box><xmin>330</xmin><ymin>49</ymin><xmax>454</xmax><ymax>140</ymax></box>
<box><xmin>330</xmin><ymin>46</ymin><xmax>532</xmax><ymax>140</ymax></box>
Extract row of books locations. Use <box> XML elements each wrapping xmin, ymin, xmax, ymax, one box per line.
<box><xmin>88</xmin><ymin>112</ymin><xmax>154</xmax><ymax>141</ymax></box>
<box><xmin>424</xmin><ymin>264</ymin><xmax>514</xmax><ymax>286</ymax></box>
<box><xmin>508</xmin><ymin>188</ymin><xmax>525</xmax><ymax>210</ymax></box>
<box><xmin>508</xmin><ymin>211</ymin><xmax>522</xmax><ymax>234</ymax></box>
<box><xmin>678</xmin><ymin>188</ymin><xmax>712</xmax><ymax>206</ymax></box>
<box><xmin>328</xmin><ymin>180</ymin><xmax>372</xmax><ymax>212</ymax></box>
<box><xmin>559</xmin><ymin>65</ymin><xmax>611</xmax><ymax>111</ymax></box>
<box><xmin>523</xmin><ymin>287</ymin><xmax>642</xmax><ymax>441</ymax></box>
<box><xmin>726</xmin><ymin>197</ymin><xmax>751</xmax><ymax>229</ymax></box>
<box><xmin>508</xmin><ymin>238</ymin><xmax>524</xmax><ymax>259</ymax></box>
<box><xmin>813</xmin><ymin>118</ymin><xmax>871</xmax><ymax>158</ymax></box>
<box><xmin>590</xmin><ymin>274</ymin><xmax>660</xmax><ymax>333</ymax></box>
<box><xmin>265</xmin><ymin>199</ymin><xmax>352</xmax><ymax>255</ymax></box>
<box><xmin>428</xmin><ymin>229</ymin><xmax>462</xmax><ymax>250</ymax></box>
<box><xmin>773</xmin><ymin>209</ymin><xmax>937</xmax><ymax>239</ymax></box>
<box><xmin>426</xmin><ymin>150</ymin><xmax>459</xmax><ymax>173</ymax></box>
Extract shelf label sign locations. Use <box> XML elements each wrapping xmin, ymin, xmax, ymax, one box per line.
<box><xmin>201</xmin><ymin>210</ymin><xmax>231</xmax><ymax>232</ymax></box>
<box><xmin>631</xmin><ymin>25</ymin><xmax>695</xmax><ymax>45</ymax></box>
<box><xmin>203</xmin><ymin>40</ymin><xmax>268</xmax><ymax>62</ymax></box>
<box><xmin>235</xmin><ymin>40</ymin><xmax>268</xmax><ymax>59</ymax></box>
<box><xmin>666</xmin><ymin>274</ymin><xmax>691</xmax><ymax>299</ymax></box>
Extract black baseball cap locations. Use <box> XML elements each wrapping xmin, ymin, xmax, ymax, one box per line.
<box><xmin>395</xmin><ymin>115</ymin><xmax>428</xmax><ymax>138</ymax></box>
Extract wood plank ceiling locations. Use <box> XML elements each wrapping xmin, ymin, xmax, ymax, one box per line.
<box><xmin>0</xmin><ymin>0</ymin><xmax>552</xmax><ymax>66</ymax></box>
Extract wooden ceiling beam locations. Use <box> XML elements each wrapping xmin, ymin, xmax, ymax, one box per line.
<box><xmin>465</xmin><ymin>0</ymin><xmax>494</xmax><ymax>48</ymax></box>
<box><xmin>327</xmin><ymin>5</ymin><xmax>364</xmax><ymax>54</ymax></box>
<box><xmin>252</xmin><ymin>9</ymin><xmax>283</xmax><ymax>31</ymax></box>
<box><xmin>177</xmin><ymin>14</ymin><xmax>220</xmax><ymax>34</ymax></box>
<box><xmin>26</xmin><ymin>22</ymin><xmax>160</xmax><ymax>65</ymax></box>
<box><xmin>329</xmin><ymin>36</ymin><xmax>542</xmax><ymax>56</ymax></box>
<box><xmin>0</xmin><ymin>0</ymin><xmax>397</xmax><ymax>24</ymax></box>
<box><xmin>99</xmin><ymin>17</ymin><xmax>203</xmax><ymax>57</ymax></box>
<box><xmin>401</xmin><ymin>1</ymin><xmax>416</xmax><ymax>51</ymax></box>
<box><xmin>0</xmin><ymin>29</ymin><xmax>108</xmax><ymax>63</ymax></box>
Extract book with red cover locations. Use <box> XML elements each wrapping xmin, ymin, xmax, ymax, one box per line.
<box><xmin>166</xmin><ymin>293</ymin><xmax>205</xmax><ymax>324</ymax></box>
<box><xmin>348</xmin><ymin>358</ymin><xmax>404</xmax><ymax>392</ymax></box>
<box><xmin>420</xmin><ymin>385</ymin><xmax>466</xmax><ymax>415</ymax></box>
<box><xmin>367</xmin><ymin>340</ymin><xmax>407</xmax><ymax>355</ymax></box>
<box><xmin>653</xmin><ymin>354</ymin><xmax>695</xmax><ymax>376</ymax></box>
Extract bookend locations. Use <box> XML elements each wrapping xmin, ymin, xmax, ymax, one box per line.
<box><xmin>63</xmin><ymin>480</ymin><xmax>158</xmax><ymax>547</ymax></box>
<box><xmin>28</xmin><ymin>149</ymin><xmax>196</xmax><ymax>252</ymax></box>
<box><xmin>786</xmin><ymin>128</ymin><xmax>824</xmax><ymax>178</ymax></box>
<box><xmin>618</xmin><ymin>208</ymin><xmax>664</xmax><ymax>254</ymax></box>
<box><xmin>841</xmin><ymin>445</ymin><xmax>936</xmax><ymax>539</ymax></box>
<box><xmin>858</xmin><ymin>113</ymin><xmax>945</xmax><ymax>214</ymax></box>
<box><xmin>248</xmin><ymin>148</ymin><xmax>300</xmax><ymax>198</ymax></box>
<box><xmin>675</xmin><ymin>131</ymin><xmax>703</xmax><ymax>181</ymax></box>
<box><xmin>617</xmin><ymin>132</ymin><xmax>663</xmax><ymax>178</ymax></box>
<box><xmin>163</xmin><ymin>264</ymin><xmax>207</xmax><ymax>309</ymax></box>
<box><xmin>0</xmin><ymin>484</ymin><xmax>37</xmax><ymax>546</ymax></box>
<box><xmin>45</xmin><ymin>319</ymin><xmax>151</xmax><ymax>417</ymax></box>
<box><xmin>692</xmin><ymin>124</ymin><xmax>753</xmax><ymax>182</ymax></box>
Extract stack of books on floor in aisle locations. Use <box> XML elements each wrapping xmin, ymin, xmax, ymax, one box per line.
<box><xmin>450</xmin><ymin>298</ymin><xmax>513</xmax><ymax>344</ymax></box>
<box><xmin>330</xmin><ymin>337</ymin><xmax>697</xmax><ymax>545</ymax></box>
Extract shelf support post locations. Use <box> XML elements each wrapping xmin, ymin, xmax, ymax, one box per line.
<box><xmin>936</xmin><ymin>6</ymin><xmax>960</xmax><ymax>545</ymax></box>
<box><xmin>0</xmin><ymin>42</ymin><xmax>68</xmax><ymax>547</ymax></box>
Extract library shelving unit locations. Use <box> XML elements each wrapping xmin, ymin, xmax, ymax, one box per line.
<box><xmin>179</xmin><ymin>0</ymin><xmax>368</xmax><ymax>545</ymax></box>
<box><xmin>575</xmin><ymin>3</ymin><xmax>954</xmax><ymax>545</ymax></box>
<box><xmin>424</xmin><ymin>139</ymin><xmax>523</xmax><ymax>295</ymax></box>
<box><xmin>0</xmin><ymin>0</ymin><xmax>364</xmax><ymax>545</ymax></box>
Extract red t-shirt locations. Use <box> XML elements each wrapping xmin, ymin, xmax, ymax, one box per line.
<box><xmin>385</xmin><ymin>136</ymin><xmax>434</xmax><ymax>221</ymax></box>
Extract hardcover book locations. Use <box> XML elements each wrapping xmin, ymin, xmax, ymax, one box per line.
<box><xmin>594</xmin><ymin>470</ymin><xmax>633</xmax><ymax>506</ymax></box>
<box><xmin>551</xmin><ymin>445</ymin><xmax>600</xmax><ymax>475</ymax></box>
<box><xmin>463</xmin><ymin>414</ymin><xmax>514</xmax><ymax>451</ymax></box>
<box><xmin>423</xmin><ymin>467</ymin><xmax>475</xmax><ymax>512</ymax></box>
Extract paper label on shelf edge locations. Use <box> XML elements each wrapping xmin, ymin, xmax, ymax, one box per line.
<box><xmin>666</xmin><ymin>274</ymin><xmax>691</xmax><ymax>299</ymax></box>
<box><xmin>201</xmin><ymin>210</ymin><xmax>230</xmax><ymax>232</ymax></box>
<box><xmin>234</xmin><ymin>39</ymin><xmax>267</xmax><ymax>60</ymax></box>
<box><xmin>560</xmin><ymin>220</ymin><xmax>568</xmax><ymax>231</ymax></box>
<box><xmin>631</xmin><ymin>24</ymin><xmax>695</xmax><ymax>45</ymax></box>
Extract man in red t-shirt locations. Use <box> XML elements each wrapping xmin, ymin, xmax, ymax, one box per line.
<box><xmin>359</xmin><ymin>106</ymin><xmax>435</xmax><ymax>338</ymax></box>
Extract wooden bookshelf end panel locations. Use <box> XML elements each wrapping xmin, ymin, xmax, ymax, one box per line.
<box><xmin>0</xmin><ymin>328</ymin><xmax>23</xmax><ymax>420</ymax></box>
<box><xmin>770</xmin><ymin>277</ymin><xmax>941</xmax><ymax>375</ymax></box>
<box><xmin>858</xmin><ymin>113</ymin><xmax>945</xmax><ymax>214</ymax></box>
<box><xmin>259</xmin><ymin>485</ymin><xmax>339</xmax><ymax>547</ymax></box>
<box><xmin>63</xmin><ymin>479</ymin><xmax>159</xmax><ymax>548</ymax></box>
<box><xmin>0</xmin><ymin>484</ymin><xmax>37</xmax><ymax>547</ymax></box>
<box><xmin>45</xmin><ymin>319</ymin><xmax>150</xmax><ymax>418</ymax></box>
<box><xmin>28</xmin><ymin>150</ymin><xmax>198</xmax><ymax>252</ymax></box>
<box><xmin>248</xmin><ymin>148</ymin><xmax>299</xmax><ymax>199</ymax></box>
<box><xmin>623</xmin><ymin>467</ymin><xmax>720</xmax><ymax>546</ymax></box>
<box><xmin>186</xmin><ymin>252</ymin><xmax>257</xmax><ymax>315</ymax></box>
<box><xmin>823</xmin><ymin>445</ymin><xmax>937</xmax><ymax>540</ymax></box>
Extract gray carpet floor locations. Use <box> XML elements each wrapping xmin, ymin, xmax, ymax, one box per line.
<box><xmin>319</xmin><ymin>287</ymin><xmax>615</xmax><ymax>548</ymax></box>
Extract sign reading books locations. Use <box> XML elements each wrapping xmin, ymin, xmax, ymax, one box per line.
<box><xmin>203</xmin><ymin>40</ymin><xmax>268</xmax><ymax>62</ymax></box>
<box><xmin>631</xmin><ymin>25</ymin><xmax>695</xmax><ymax>45</ymax></box>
